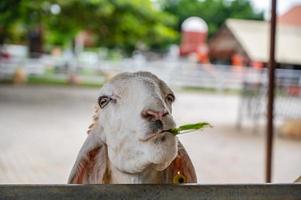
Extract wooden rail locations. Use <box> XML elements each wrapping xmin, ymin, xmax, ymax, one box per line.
<box><xmin>0</xmin><ymin>184</ymin><xmax>300</xmax><ymax>200</ymax></box>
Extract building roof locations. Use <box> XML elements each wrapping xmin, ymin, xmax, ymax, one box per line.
<box><xmin>226</xmin><ymin>19</ymin><xmax>301</xmax><ymax>65</ymax></box>
<box><xmin>278</xmin><ymin>5</ymin><xmax>301</xmax><ymax>27</ymax></box>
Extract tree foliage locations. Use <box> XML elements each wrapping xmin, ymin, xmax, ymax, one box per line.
<box><xmin>0</xmin><ymin>0</ymin><xmax>177</xmax><ymax>52</ymax></box>
<box><xmin>0</xmin><ymin>0</ymin><xmax>263</xmax><ymax>52</ymax></box>
<box><xmin>161</xmin><ymin>0</ymin><xmax>264</xmax><ymax>37</ymax></box>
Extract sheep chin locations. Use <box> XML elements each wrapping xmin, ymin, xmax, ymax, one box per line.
<box><xmin>147</xmin><ymin>134</ymin><xmax>178</xmax><ymax>171</ymax></box>
<box><xmin>108</xmin><ymin>132</ymin><xmax>177</xmax><ymax>174</ymax></box>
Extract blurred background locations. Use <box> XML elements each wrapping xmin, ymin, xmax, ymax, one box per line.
<box><xmin>0</xmin><ymin>0</ymin><xmax>300</xmax><ymax>184</ymax></box>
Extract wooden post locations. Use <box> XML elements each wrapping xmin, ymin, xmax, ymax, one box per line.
<box><xmin>266</xmin><ymin>0</ymin><xmax>277</xmax><ymax>183</ymax></box>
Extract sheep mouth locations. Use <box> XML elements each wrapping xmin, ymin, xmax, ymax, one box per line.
<box><xmin>139</xmin><ymin>129</ymin><xmax>173</xmax><ymax>142</ymax></box>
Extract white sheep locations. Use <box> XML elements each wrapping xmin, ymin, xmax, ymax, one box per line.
<box><xmin>68</xmin><ymin>71</ymin><xmax>197</xmax><ymax>184</ymax></box>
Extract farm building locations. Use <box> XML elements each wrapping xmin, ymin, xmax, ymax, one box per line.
<box><xmin>179</xmin><ymin>17</ymin><xmax>209</xmax><ymax>63</ymax></box>
<box><xmin>208</xmin><ymin>18</ymin><xmax>301</xmax><ymax>69</ymax></box>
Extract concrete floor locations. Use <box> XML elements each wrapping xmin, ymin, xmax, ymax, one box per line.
<box><xmin>0</xmin><ymin>85</ymin><xmax>300</xmax><ymax>183</ymax></box>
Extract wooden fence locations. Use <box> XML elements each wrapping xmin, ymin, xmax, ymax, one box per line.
<box><xmin>0</xmin><ymin>184</ymin><xmax>300</xmax><ymax>200</ymax></box>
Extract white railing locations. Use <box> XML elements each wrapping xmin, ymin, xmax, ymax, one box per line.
<box><xmin>1</xmin><ymin>57</ymin><xmax>301</xmax><ymax>91</ymax></box>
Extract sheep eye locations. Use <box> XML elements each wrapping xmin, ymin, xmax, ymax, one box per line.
<box><xmin>166</xmin><ymin>94</ymin><xmax>175</xmax><ymax>103</ymax></box>
<box><xmin>98</xmin><ymin>96</ymin><xmax>111</xmax><ymax>108</ymax></box>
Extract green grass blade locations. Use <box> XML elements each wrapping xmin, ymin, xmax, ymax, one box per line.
<box><xmin>170</xmin><ymin>122</ymin><xmax>212</xmax><ymax>135</ymax></box>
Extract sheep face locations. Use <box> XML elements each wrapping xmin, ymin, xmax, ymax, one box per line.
<box><xmin>96</xmin><ymin>72</ymin><xmax>177</xmax><ymax>174</ymax></box>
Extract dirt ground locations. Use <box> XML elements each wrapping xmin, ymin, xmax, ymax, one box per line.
<box><xmin>0</xmin><ymin>85</ymin><xmax>300</xmax><ymax>183</ymax></box>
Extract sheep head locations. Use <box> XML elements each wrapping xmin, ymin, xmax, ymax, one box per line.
<box><xmin>95</xmin><ymin>71</ymin><xmax>177</xmax><ymax>173</ymax></box>
<box><xmin>67</xmin><ymin>72</ymin><xmax>175</xmax><ymax>182</ymax></box>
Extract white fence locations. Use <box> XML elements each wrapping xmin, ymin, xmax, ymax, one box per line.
<box><xmin>98</xmin><ymin>59</ymin><xmax>301</xmax><ymax>91</ymax></box>
<box><xmin>1</xmin><ymin>57</ymin><xmax>301</xmax><ymax>91</ymax></box>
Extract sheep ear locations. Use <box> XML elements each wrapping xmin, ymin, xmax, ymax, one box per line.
<box><xmin>165</xmin><ymin>141</ymin><xmax>197</xmax><ymax>183</ymax></box>
<box><xmin>68</xmin><ymin>133</ymin><xmax>109</xmax><ymax>184</ymax></box>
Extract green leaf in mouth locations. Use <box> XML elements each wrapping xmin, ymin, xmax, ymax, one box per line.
<box><xmin>168</xmin><ymin>122</ymin><xmax>212</xmax><ymax>135</ymax></box>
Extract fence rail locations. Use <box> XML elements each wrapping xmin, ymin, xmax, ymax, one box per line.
<box><xmin>0</xmin><ymin>184</ymin><xmax>300</xmax><ymax>200</ymax></box>
<box><xmin>2</xmin><ymin>57</ymin><xmax>301</xmax><ymax>90</ymax></box>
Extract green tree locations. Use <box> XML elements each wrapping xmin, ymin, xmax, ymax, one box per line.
<box><xmin>0</xmin><ymin>0</ymin><xmax>24</xmax><ymax>45</ymax></box>
<box><xmin>0</xmin><ymin>0</ymin><xmax>178</xmax><ymax>53</ymax></box>
<box><xmin>161</xmin><ymin>0</ymin><xmax>264</xmax><ymax>38</ymax></box>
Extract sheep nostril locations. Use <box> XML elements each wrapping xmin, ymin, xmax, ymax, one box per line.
<box><xmin>141</xmin><ymin>109</ymin><xmax>168</xmax><ymax>121</ymax></box>
<box><xmin>141</xmin><ymin>110</ymin><xmax>153</xmax><ymax>120</ymax></box>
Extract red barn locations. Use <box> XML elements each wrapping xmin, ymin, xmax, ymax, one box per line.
<box><xmin>180</xmin><ymin>17</ymin><xmax>208</xmax><ymax>62</ymax></box>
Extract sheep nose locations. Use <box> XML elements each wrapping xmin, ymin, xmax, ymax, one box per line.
<box><xmin>141</xmin><ymin>109</ymin><xmax>169</xmax><ymax>121</ymax></box>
